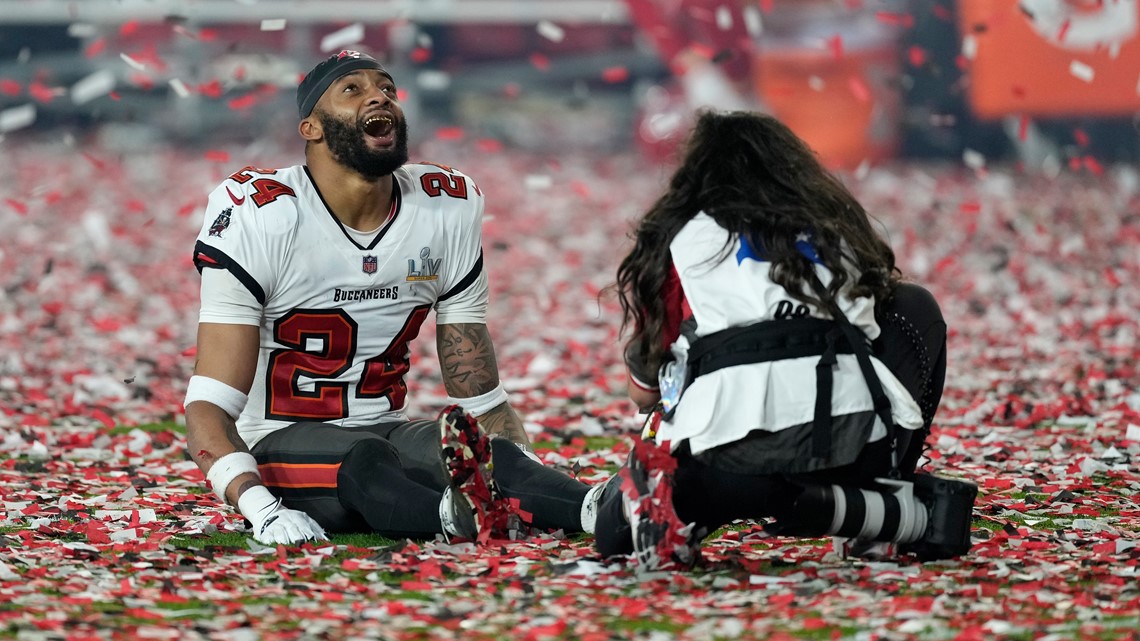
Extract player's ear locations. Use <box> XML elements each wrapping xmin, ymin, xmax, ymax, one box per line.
<box><xmin>299</xmin><ymin>116</ymin><xmax>321</xmax><ymax>142</ymax></box>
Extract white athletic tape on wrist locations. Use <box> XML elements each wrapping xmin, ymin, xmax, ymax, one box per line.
<box><xmin>184</xmin><ymin>375</ymin><xmax>248</xmax><ymax>420</ymax></box>
<box><xmin>448</xmin><ymin>382</ymin><xmax>509</xmax><ymax>416</ymax></box>
<box><xmin>205</xmin><ymin>451</ymin><xmax>260</xmax><ymax>505</ymax></box>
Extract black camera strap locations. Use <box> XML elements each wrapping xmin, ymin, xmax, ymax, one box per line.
<box><xmin>807</xmin><ymin>274</ymin><xmax>902</xmax><ymax>479</ymax></box>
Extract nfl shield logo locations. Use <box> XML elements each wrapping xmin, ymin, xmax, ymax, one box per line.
<box><xmin>362</xmin><ymin>255</ymin><xmax>378</xmax><ymax>274</ymax></box>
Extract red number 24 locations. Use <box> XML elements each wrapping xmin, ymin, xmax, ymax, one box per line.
<box><xmin>265</xmin><ymin>306</ymin><xmax>431</xmax><ymax>421</ymax></box>
<box><xmin>228</xmin><ymin>166</ymin><xmax>297</xmax><ymax>208</ymax></box>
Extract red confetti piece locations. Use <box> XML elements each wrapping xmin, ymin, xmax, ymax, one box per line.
<box><xmin>529</xmin><ymin>53</ymin><xmax>551</xmax><ymax>71</ymax></box>
<box><xmin>203</xmin><ymin>150</ymin><xmax>230</xmax><ymax>163</ymax></box>
<box><xmin>119</xmin><ymin>20</ymin><xmax>139</xmax><ymax>36</ymax></box>
<box><xmin>0</xmin><ymin>78</ymin><xmax>20</xmax><ymax>96</ymax></box>
<box><xmin>907</xmin><ymin>45</ymin><xmax>927</xmax><ymax>67</ymax></box>
<box><xmin>410</xmin><ymin>47</ymin><xmax>432</xmax><ymax>63</ymax></box>
<box><xmin>198</xmin><ymin>80</ymin><xmax>223</xmax><ymax>98</ymax></box>
<box><xmin>227</xmin><ymin>94</ymin><xmax>258</xmax><ymax>110</ymax></box>
<box><xmin>1018</xmin><ymin>115</ymin><xmax>1030</xmax><ymax>141</ymax></box>
<box><xmin>827</xmin><ymin>34</ymin><xmax>844</xmax><ymax>60</ymax></box>
<box><xmin>847</xmin><ymin>76</ymin><xmax>870</xmax><ymax>102</ymax></box>
<box><xmin>475</xmin><ymin>138</ymin><xmax>503</xmax><ymax>154</ymax></box>
<box><xmin>1074</xmin><ymin>128</ymin><xmax>1089</xmax><ymax>147</ymax></box>
<box><xmin>435</xmin><ymin>126</ymin><xmax>465</xmax><ymax>141</ymax></box>
<box><xmin>1057</xmin><ymin>18</ymin><xmax>1071</xmax><ymax>43</ymax></box>
<box><xmin>4</xmin><ymin>198</ymin><xmax>27</xmax><ymax>215</ymax></box>
<box><xmin>601</xmin><ymin>66</ymin><xmax>629</xmax><ymax>83</ymax></box>
<box><xmin>83</xmin><ymin>38</ymin><xmax>106</xmax><ymax>58</ymax></box>
<box><xmin>875</xmin><ymin>11</ymin><xmax>915</xmax><ymax>28</ymax></box>
<box><xmin>28</xmin><ymin>82</ymin><xmax>55</xmax><ymax>103</ymax></box>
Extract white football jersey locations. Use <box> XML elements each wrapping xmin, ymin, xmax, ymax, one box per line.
<box><xmin>655</xmin><ymin>212</ymin><xmax>923</xmax><ymax>455</ymax></box>
<box><xmin>193</xmin><ymin>162</ymin><xmax>487</xmax><ymax>447</ymax></box>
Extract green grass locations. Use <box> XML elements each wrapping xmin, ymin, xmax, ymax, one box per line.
<box><xmin>109</xmin><ymin>421</ymin><xmax>185</xmax><ymax>435</ymax></box>
<box><xmin>533</xmin><ymin>435</ymin><xmax>622</xmax><ymax>451</ymax></box>
<box><xmin>170</xmin><ymin>530</ymin><xmax>396</xmax><ymax>550</ymax></box>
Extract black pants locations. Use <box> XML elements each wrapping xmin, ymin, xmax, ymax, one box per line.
<box><xmin>596</xmin><ymin>282</ymin><xmax>948</xmax><ymax>557</ymax></box>
<box><xmin>250</xmin><ymin>418</ymin><xmax>590</xmax><ymax>539</ymax></box>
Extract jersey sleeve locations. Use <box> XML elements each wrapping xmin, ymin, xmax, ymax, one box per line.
<box><xmin>434</xmin><ymin>170</ymin><xmax>489</xmax><ymax>324</ymax></box>
<box><xmin>199</xmin><ymin>267</ymin><xmax>262</xmax><ymax>326</ymax></box>
<box><xmin>192</xmin><ymin>180</ymin><xmax>277</xmax><ymax>306</ymax></box>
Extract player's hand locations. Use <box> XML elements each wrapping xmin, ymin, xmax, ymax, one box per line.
<box><xmin>238</xmin><ymin>485</ymin><xmax>328</xmax><ymax>545</ymax></box>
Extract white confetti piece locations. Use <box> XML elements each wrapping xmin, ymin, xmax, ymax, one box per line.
<box><xmin>536</xmin><ymin>20</ymin><xmax>565</xmax><ymax>42</ymax></box>
<box><xmin>168</xmin><ymin>78</ymin><xmax>191</xmax><ymax>98</ymax></box>
<box><xmin>0</xmin><ymin>103</ymin><xmax>36</xmax><ymax>133</ymax></box>
<box><xmin>67</xmin><ymin>23</ymin><xmax>98</xmax><ymax>38</ymax></box>
<box><xmin>93</xmin><ymin>509</ymin><xmax>157</xmax><ymax>523</ymax></box>
<box><xmin>119</xmin><ymin>52</ymin><xmax>146</xmax><ymax>71</ymax></box>
<box><xmin>1069</xmin><ymin>60</ymin><xmax>1094</xmax><ymax>83</ymax></box>
<box><xmin>1125</xmin><ymin>423</ymin><xmax>1140</xmax><ymax>441</ymax></box>
<box><xmin>1078</xmin><ymin>456</ymin><xmax>1109</xmax><ymax>476</ymax></box>
<box><xmin>961</xmin><ymin>34</ymin><xmax>977</xmax><ymax>60</ymax></box>
<box><xmin>260</xmin><ymin>18</ymin><xmax>286</xmax><ymax>31</ymax></box>
<box><xmin>70</xmin><ymin>69</ymin><xmax>115</xmax><ymax>105</ymax></box>
<box><xmin>743</xmin><ymin>6</ymin><xmax>763</xmax><ymax>37</ymax></box>
<box><xmin>962</xmin><ymin>148</ymin><xmax>986</xmax><ymax>170</ymax></box>
<box><xmin>524</xmin><ymin>174</ymin><xmax>552</xmax><ymax>190</ymax></box>
<box><xmin>716</xmin><ymin>6</ymin><xmax>733</xmax><ymax>30</ymax></box>
<box><xmin>416</xmin><ymin>70</ymin><xmax>451</xmax><ymax>91</ymax></box>
<box><xmin>808</xmin><ymin>75</ymin><xmax>825</xmax><ymax>91</ymax></box>
<box><xmin>319</xmin><ymin>22</ymin><xmax>365</xmax><ymax>53</ymax></box>
<box><xmin>108</xmin><ymin>528</ymin><xmax>140</xmax><ymax>542</ymax></box>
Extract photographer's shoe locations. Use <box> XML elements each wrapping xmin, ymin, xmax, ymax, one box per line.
<box><xmin>438</xmin><ymin>405</ymin><xmax>515</xmax><ymax>543</ymax></box>
<box><xmin>622</xmin><ymin>439</ymin><xmax>702</xmax><ymax>571</ymax></box>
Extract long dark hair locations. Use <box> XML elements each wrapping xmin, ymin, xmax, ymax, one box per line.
<box><xmin>616</xmin><ymin>110</ymin><xmax>900</xmax><ymax>372</ymax></box>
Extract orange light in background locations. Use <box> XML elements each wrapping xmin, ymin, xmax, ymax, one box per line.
<box><xmin>960</xmin><ymin>0</ymin><xmax>1140</xmax><ymax>119</ymax></box>
<box><xmin>754</xmin><ymin>45</ymin><xmax>901</xmax><ymax>169</ymax></box>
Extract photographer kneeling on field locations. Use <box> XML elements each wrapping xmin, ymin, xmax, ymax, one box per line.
<box><xmin>593</xmin><ymin>110</ymin><xmax>977</xmax><ymax>570</ymax></box>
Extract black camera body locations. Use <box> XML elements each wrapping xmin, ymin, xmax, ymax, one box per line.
<box><xmin>900</xmin><ymin>472</ymin><xmax>978</xmax><ymax>561</ymax></box>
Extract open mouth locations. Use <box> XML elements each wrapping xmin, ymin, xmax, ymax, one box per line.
<box><xmin>363</xmin><ymin>114</ymin><xmax>394</xmax><ymax>139</ymax></box>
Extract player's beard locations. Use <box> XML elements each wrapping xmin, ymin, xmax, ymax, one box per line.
<box><xmin>317</xmin><ymin>110</ymin><xmax>409</xmax><ymax>179</ymax></box>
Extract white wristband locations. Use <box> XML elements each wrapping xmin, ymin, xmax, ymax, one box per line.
<box><xmin>185</xmin><ymin>375</ymin><xmax>249</xmax><ymax>420</ymax></box>
<box><xmin>206</xmin><ymin>451</ymin><xmax>260</xmax><ymax>504</ymax></box>
<box><xmin>448</xmin><ymin>381</ymin><xmax>509</xmax><ymax>416</ymax></box>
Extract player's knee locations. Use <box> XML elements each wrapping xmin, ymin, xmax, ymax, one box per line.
<box><xmin>341</xmin><ymin>438</ymin><xmax>401</xmax><ymax>477</ymax></box>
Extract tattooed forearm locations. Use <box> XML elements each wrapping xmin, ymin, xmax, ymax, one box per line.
<box><xmin>476</xmin><ymin>402</ymin><xmax>531</xmax><ymax>447</ymax></box>
<box><xmin>437</xmin><ymin>323</ymin><xmax>501</xmax><ymax>397</ymax></box>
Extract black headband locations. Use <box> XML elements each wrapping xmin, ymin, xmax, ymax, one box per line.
<box><xmin>296</xmin><ymin>50</ymin><xmax>392</xmax><ymax>118</ymax></box>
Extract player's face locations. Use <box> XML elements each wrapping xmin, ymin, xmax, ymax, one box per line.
<box><xmin>316</xmin><ymin>70</ymin><xmax>409</xmax><ymax>178</ymax></box>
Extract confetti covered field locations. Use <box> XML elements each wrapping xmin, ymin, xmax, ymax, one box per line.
<box><xmin>2</xmin><ymin>141</ymin><xmax>1140</xmax><ymax>641</ymax></box>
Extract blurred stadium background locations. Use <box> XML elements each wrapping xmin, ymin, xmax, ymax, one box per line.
<box><xmin>1</xmin><ymin>0</ymin><xmax>1137</xmax><ymax>167</ymax></box>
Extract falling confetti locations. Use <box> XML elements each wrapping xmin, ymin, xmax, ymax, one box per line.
<box><xmin>260</xmin><ymin>18</ymin><xmax>287</xmax><ymax>31</ymax></box>
<box><xmin>1069</xmin><ymin>60</ymin><xmax>1095</xmax><ymax>83</ymax></box>
<box><xmin>319</xmin><ymin>23</ymin><xmax>365</xmax><ymax>53</ymax></box>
